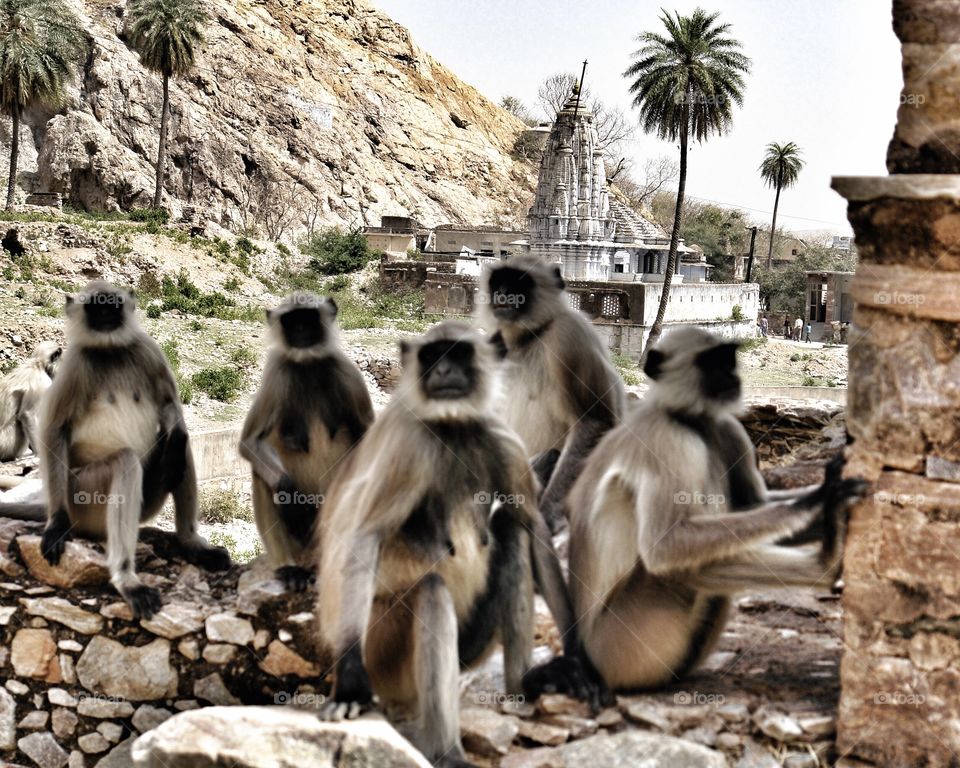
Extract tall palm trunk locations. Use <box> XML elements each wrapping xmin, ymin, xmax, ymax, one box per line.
<box><xmin>153</xmin><ymin>72</ymin><xmax>170</xmax><ymax>209</ymax></box>
<box><xmin>766</xmin><ymin>169</ymin><xmax>783</xmax><ymax>268</ymax></box>
<box><xmin>5</xmin><ymin>106</ymin><xmax>19</xmax><ymax>211</ymax></box>
<box><xmin>643</xmin><ymin>116</ymin><xmax>688</xmax><ymax>357</ymax></box>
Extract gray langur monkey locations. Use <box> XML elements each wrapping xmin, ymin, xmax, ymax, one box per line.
<box><xmin>479</xmin><ymin>255</ymin><xmax>625</xmax><ymax>533</ymax></box>
<box><xmin>240</xmin><ymin>292</ymin><xmax>374</xmax><ymax>592</ymax></box>
<box><xmin>522</xmin><ymin>326</ymin><xmax>869</xmax><ymax>697</ymax></box>
<box><xmin>316</xmin><ymin>321</ymin><xmax>580</xmax><ymax>768</ymax></box>
<box><xmin>17</xmin><ymin>281</ymin><xmax>230</xmax><ymax>619</ymax></box>
<box><xmin>0</xmin><ymin>341</ymin><xmax>62</xmax><ymax>461</ymax></box>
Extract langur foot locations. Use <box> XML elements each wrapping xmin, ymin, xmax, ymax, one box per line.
<box><xmin>317</xmin><ymin>699</ymin><xmax>376</xmax><ymax>721</ymax></box>
<box><xmin>276</xmin><ymin>565</ymin><xmax>315</xmax><ymax>592</ymax></box>
<box><xmin>121</xmin><ymin>584</ymin><xmax>163</xmax><ymax>620</ymax></box>
<box><xmin>182</xmin><ymin>543</ymin><xmax>232</xmax><ymax>572</ymax></box>
<box><xmin>522</xmin><ymin>655</ymin><xmax>614</xmax><ymax>713</ymax></box>
<box><xmin>40</xmin><ymin>513</ymin><xmax>72</xmax><ymax>565</ymax></box>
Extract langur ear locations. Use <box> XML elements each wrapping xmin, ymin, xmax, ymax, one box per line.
<box><xmin>552</xmin><ymin>266</ymin><xmax>565</xmax><ymax>290</ymax></box>
<box><xmin>399</xmin><ymin>340</ymin><xmax>412</xmax><ymax>359</ymax></box>
<box><xmin>265</xmin><ymin>308</ymin><xmax>274</xmax><ymax>322</ymax></box>
<box><xmin>65</xmin><ymin>294</ymin><xmax>75</xmax><ymax>307</ymax></box>
<box><xmin>643</xmin><ymin>349</ymin><xmax>665</xmax><ymax>380</ymax></box>
<box><xmin>327</xmin><ymin>297</ymin><xmax>338</xmax><ymax>317</ymax></box>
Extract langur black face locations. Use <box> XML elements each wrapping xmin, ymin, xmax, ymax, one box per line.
<box><xmin>417</xmin><ymin>339</ymin><xmax>477</xmax><ymax>400</ymax></box>
<box><xmin>695</xmin><ymin>342</ymin><xmax>741</xmax><ymax>403</ymax></box>
<box><xmin>280</xmin><ymin>307</ymin><xmax>326</xmax><ymax>349</ymax></box>
<box><xmin>83</xmin><ymin>290</ymin><xmax>126</xmax><ymax>333</ymax></box>
<box><xmin>487</xmin><ymin>267</ymin><xmax>536</xmax><ymax>321</ymax></box>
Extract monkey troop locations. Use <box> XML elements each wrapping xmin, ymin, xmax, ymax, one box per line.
<box><xmin>0</xmin><ymin>269</ymin><xmax>867</xmax><ymax>767</ymax></box>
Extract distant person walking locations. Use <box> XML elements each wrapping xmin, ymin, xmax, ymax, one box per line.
<box><xmin>804</xmin><ymin>322</ymin><xmax>812</xmax><ymax>342</ymax></box>
<box><xmin>794</xmin><ymin>316</ymin><xmax>803</xmax><ymax>341</ymax></box>
<box><xmin>783</xmin><ymin>318</ymin><xmax>791</xmax><ymax>339</ymax></box>
<box><xmin>760</xmin><ymin>316</ymin><xmax>769</xmax><ymax>337</ymax></box>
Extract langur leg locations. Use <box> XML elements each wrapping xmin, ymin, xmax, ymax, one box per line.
<box><xmin>98</xmin><ymin>449</ymin><xmax>160</xmax><ymax>619</ymax></box>
<box><xmin>408</xmin><ymin>574</ymin><xmax>475</xmax><ymax>768</ymax></box>
<box><xmin>252</xmin><ymin>478</ymin><xmax>312</xmax><ymax>591</ymax></box>
<box><xmin>490</xmin><ymin>506</ymin><xmax>534</xmax><ymax>694</ymax></box>
<box><xmin>169</xmin><ymin>439</ymin><xmax>230</xmax><ymax>572</ymax></box>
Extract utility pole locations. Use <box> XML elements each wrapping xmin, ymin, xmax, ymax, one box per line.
<box><xmin>745</xmin><ymin>226</ymin><xmax>758</xmax><ymax>283</ymax></box>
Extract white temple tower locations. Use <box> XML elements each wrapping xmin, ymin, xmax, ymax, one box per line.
<box><xmin>527</xmin><ymin>86</ymin><xmax>617</xmax><ymax>280</ymax></box>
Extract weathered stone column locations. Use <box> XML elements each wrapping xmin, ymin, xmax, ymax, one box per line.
<box><xmin>832</xmin><ymin>3</ymin><xmax>960</xmax><ymax>764</ymax></box>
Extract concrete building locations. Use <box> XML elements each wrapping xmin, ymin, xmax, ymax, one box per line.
<box><xmin>805</xmin><ymin>270</ymin><xmax>853</xmax><ymax>341</ymax></box>
<box><xmin>364</xmin><ymin>216</ymin><xmax>433</xmax><ymax>258</ymax></box>
<box><xmin>428</xmin><ymin>224</ymin><xmax>527</xmax><ymax>257</ymax></box>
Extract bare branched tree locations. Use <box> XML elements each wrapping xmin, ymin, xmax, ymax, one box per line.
<box><xmin>537</xmin><ymin>72</ymin><xmax>635</xmax><ymax>169</ymax></box>
<box><xmin>239</xmin><ymin>165</ymin><xmax>310</xmax><ymax>241</ymax></box>
<box><xmin>500</xmin><ymin>95</ymin><xmax>536</xmax><ymax>126</ymax></box>
<box><xmin>614</xmin><ymin>155</ymin><xmax>679</xmax><ymax>209</ymax></box>
<box><xmin>537</xmin><ymin>73</ymin><xmax>585</xmax><ymax>117</ymax></box>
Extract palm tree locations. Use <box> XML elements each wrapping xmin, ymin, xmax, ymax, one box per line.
<box><xmin>0</xmin><ymin>0</ymin><xmax>84</xmax><ymax>210</ymax></box>
<box><xmin>624</xmin><ymin>7</ymin><xmax>750</xmax><ymax>355</ymax></box>
<box><xmin>126</xmin><ymin>0</ymin><xmax>206</xmax><ymax>209</ymax></box>
<box><xmin>760</xmin><ymin>141</ymin><xmax>804</xmax><ymax>268</ymax></box>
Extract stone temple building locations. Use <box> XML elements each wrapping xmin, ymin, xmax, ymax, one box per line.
<box><xmin>414</xmin><ymin>83</ymin><xmax>759</xmax><ymax>358</ymax></box>
<box><xmin>524</xmin><ymin>85</ymin><xmax>706</xmax><ymax>283</ymax></box>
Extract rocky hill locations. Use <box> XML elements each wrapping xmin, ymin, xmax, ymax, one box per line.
<box><xmin>6</xmin><ymin>0</ymin><xmax>536</xmax><ymax>234</ymax></box>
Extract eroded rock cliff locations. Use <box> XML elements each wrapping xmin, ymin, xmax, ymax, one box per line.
<box><xmin>13</xmin><ymin>0</ymin><xmax>536</xmax><ymax>232</ymax></box>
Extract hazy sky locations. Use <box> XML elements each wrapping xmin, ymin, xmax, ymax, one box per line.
<box><xmin>375</xmin><ymin>0</ymin><xmax>902</xmax><ymax>236</ymax></box>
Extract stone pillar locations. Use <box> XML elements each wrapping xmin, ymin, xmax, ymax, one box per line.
<box><xmin>832</xmin><ymin>4</ymin><xmax>960</xmax><ymax>765</ymax></box>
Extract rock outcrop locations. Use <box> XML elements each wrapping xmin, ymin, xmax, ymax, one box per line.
<box><xmin>14</xmin><ymin>0</ymin><xmax>536</xmax><ymax>232</ymax></box>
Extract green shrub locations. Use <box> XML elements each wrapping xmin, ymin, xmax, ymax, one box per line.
<box><xmin>129</xmin><ymin>207</ymin><xmax>170</xmax><ymax>225</ymax></box>
<box><xmin>611</xmin><ymin>353</ymin><xmax>642</xmax><ymax>386</ymax></box>
<box><xmin>276</xmin><ymin>242</ymin><xmax>291</xmax><ymax>258</ymax></box>
<box><xmin>199</xmin><ymin>489</ymin><xmax>252</xmax><ymax>524</ymax></box>
<box><xmin>192</xmin><ymin>366</ymin><xmax>244</xmax><ymax>402</ymax></box>
<box><xmin>738</xmin><ymin>335</ymin><xmax>767</xmax><ymax>353</ymax></box>
<box><xmin>801</xmin><ymin>375</ymin><xmax>818</xmax><ymax>387</ymax></box>
<box><xmin>146</xmin><ymin>304</ymin><xmax>161</xmax><ymax>319</ymax></box>
<box><xmin>159</xmin><ymin>269</ymin><xmax>244</xmax><ymax>319</ymax></box>
<box><xmin>230</xmin><ymin>346</ymin><xmax>256</xmax><ymax>367</ymax></box>
<box><xmin>161</xmin><ymin>340</ymin><xmax>193</xmax><ymax>404</ymax></box>
<box><xmin>189</xmin><ymin>319</ymin><xmax>203</xmax><ymax>331</ymax></box>
<box><xmin>370</xmin><ymin>282</ymin><xmax>426</xmax><ymax>332</ymax></box>
<box><xmin>730</xmin><ymin>304</ymin><xmax>746</xmax><ymax>322</ymax></box>
<box><xmin>235</xmin><ymin>236</ymin><xmax>255</xmax><ymax>256</ymax></box>
<box><xmin>224</xmin><ymin>276</ymin><xmax>241</xmax><ymax>292</ymax></box>
<box><xmin>303</xmin><ymin>227</ymin><xmax>376</xmax><ymax>275</ymax></box>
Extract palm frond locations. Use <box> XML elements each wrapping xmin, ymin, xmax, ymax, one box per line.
<box><xmin>623</xmin><ymin>6</ymin><xmax>750</xmax><ymax>144</ymax></box>
<box><xmin>0</xmin><ymin>0</ymin><xmax>85</xmax><ymax>114</ymax></box>
<box><xmin>759</xmin><ymin>141</ymin><xmax>805</xmax><ymax>189</ymax></box>
<box><xmin>126</xmin><ymin>0</ymin><xmax>206</xmax><ymax>78</ymax></box>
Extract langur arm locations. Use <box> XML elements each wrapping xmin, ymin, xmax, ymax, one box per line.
<box><xmin>324</xmin><ymin>529</ymin><xmax>381</xmax><ymax>713</ymax></box>
<box><xmin>239</xmin><ymin>399</ymin><xmax>286</xmax><ymax>491</ymax></box>
<box><xmin>644</xmin><ymin>497</ymin><xmax>822</xmax><ymax>576</ymax></box>
<box><xmin>40</xmin><ymin>398</ymin><xmax>71</xmax><ymax>516</ymax></box>
<box><xmin>539</xmin><ymin>417</ymin><xmax>608</xmax><ymax>525</ymax></box>
<box><xmin>18</xmin><ymin>401</ymin><xmax>39</xmax><ymax>455</ymax></box>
